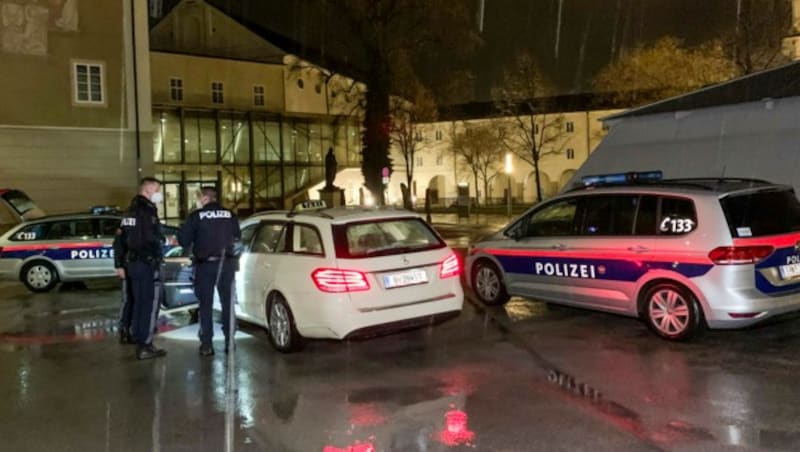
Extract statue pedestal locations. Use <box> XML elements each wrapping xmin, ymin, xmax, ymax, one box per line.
<box><xmin>318</xmin><ymin>186</ymin><xmax>346</xmax><ymax>208</ymax></box>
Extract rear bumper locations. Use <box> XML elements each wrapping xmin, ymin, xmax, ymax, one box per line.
<box><xmin>295</xmin><ymin>287</ymin><xmax>464</xmax><ymax>339</ymax></box>
<box><xmin>696</xmin><ymin>275</ymin><xmax>800</xmax><ymax>328</ymax></box>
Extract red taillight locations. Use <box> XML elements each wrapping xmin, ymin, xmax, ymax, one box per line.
<box><xmin>312</xmin><ymin>268</ymin><xmax>370</xmax><ymax>293</ymax></box>
<box><xmin>708</xmin><ymin>246</ymin><xmax>774</xmax><ymax>265</ymax></box>
<box><xmin>439</xmin><ymin>253</ymin><xmax>461</xmax><ymax>279</ymax></box>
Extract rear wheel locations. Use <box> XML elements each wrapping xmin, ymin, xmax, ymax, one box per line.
<box><xmin>641</xmin><ymin>282</ymin><xmax>703</xmax><ymax>341</ymax></box>
<box><xmin>472</xmin><ymin>260</ymin><xmax>510</xmax><ymax>306</ymax></box>
<box><xmin>21</xmin><ymin>261</ymin><xmax>59</xmax><ymax>293</ymax></box>
<box><xmin>267</xmin><ymin>294</ymin><xmax>303</xmax><ymax>353</ymax></box>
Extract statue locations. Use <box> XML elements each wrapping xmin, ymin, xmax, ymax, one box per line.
<box><xmin>324</xmin><ymin>147</ymin><xmax>337</xmax><ymax>189</ymax></box>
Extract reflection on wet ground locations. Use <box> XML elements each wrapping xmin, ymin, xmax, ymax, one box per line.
<box><xmin>2</xmin><ymin>278</ymin><xmax>800</xmax><ymax>450</ymax></box>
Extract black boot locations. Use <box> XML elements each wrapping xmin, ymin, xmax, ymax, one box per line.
<box><xmin>119</xmin><ymin>329</ymin><xmax>134</xmax><ymax>345</ymax></box>
<box><xmin>137</xmin><ymin>344</ymin><xmax>167</xmax><ymax>360</ymax></box>
<box><xmin>199</xmin><ymin>343</ymin><xmax>215</xmax><ymax>357</ymax></box>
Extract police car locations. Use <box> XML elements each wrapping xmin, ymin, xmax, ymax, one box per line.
<box><xmin>466</xmin><ymin>171</ymin><xmax>800</xmax><ymax>341</ymax></box>
<box><xmin>0</xmin><ymin>210</ymin><xmax>187</xmax><ymax>301</ymax></box>
<box><xmin>231</xmin><ymin>200</ymin><xmax>464</xmax><ymax>352</ymax></box>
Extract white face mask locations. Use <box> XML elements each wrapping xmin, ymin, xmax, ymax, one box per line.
<box><xmin>195</xmin><ymin>199</ymin><xmax>204</xmax><ymax>209</ymax></box>
<box><xmin>150</xmin><ymin>191</ymin><xmax>164</xmax><ymax>204</ymax></box>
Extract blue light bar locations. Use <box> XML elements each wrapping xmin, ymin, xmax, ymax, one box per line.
<box><xmin>581</xmin><ymin>171</ymin><xmax>663</xmax><ymax>187</ymax></box>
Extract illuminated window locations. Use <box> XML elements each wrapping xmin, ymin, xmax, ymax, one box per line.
<box><xmin>566</xmin><ymin>148</ymin><xmax>575</xmax><ymax>159</ymax></box>
<box><xmin>211</xmin><ymin>82</ymin><xmax>224</xmax><ymax>104</ymax></box>
<box><xmin>169</xmin><ymin>78</ymin><xmax>183</xmax><ymax>102</ymax></box>
<box><xmin>73</xmin><ymin>61</ymin><xmax>104</xmax><ymax>105</ymax></box>
<box><xmin>566</xmin><ymin>121</ymin><xmax>575</xmax><ymax>133</ymax></box>
<box><xmin>253</xmin><ymin>85</ymin><xmax>265</xmax><ymax>106</ymax></box>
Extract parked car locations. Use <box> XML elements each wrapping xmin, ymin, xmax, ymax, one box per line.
<box><xmin>231</xmin><ymin>201</ymin><xmax>464</xmax><ymax>352</ymax></box>
<box><xmin>467</xmin><ymin>172</ymin><xmax>800</xmax><ymax>341</ymax></box>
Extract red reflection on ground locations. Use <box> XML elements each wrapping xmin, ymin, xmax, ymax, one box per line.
<box><xmin>436</xmin><ymin>409</ymin><xmax>475</xmax><ymax>447</ymax></box>
<box><xmin>322</xmin><ymin>441</ymin><xmax>375</xmax><ymax>452</ymax></box>
<box><xmin>348</xmin><ymin>403</ymin><xmax>386</xmax><ymax>427</ymax></box>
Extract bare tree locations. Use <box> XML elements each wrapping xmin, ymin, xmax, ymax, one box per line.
<box><xmin>451</xmin><ymin>122</ymin><xmax>504</xmax><ymax>206</ymax></box>
<box><xmin>728</xmin><ymin>0</ymin><xmax>792</xmax><ymax>75</ymax></box>
<box><xmin>492</xmin><ymin>51</ymin><xmax>568</xmax><ymax>203</ymax></box>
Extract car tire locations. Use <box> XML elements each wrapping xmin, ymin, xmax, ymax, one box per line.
<box><xmin>641</xmin><ymin>281</ymin><xmax>704</xmax><ymax>341</ymax></box>
<box><xmin>472</xmin><ymin>260</ymin><xmax>510</xmax><ymax>306</ymax></box>
<box><xmin>21</xmin><ymin>260</ymin><xmax>59</xmax><ymax>293</ymax></box>
<box><xmin>266</xmin><ymin>294</ymin><xmax>303</xmax><ymax>353</ymax></box>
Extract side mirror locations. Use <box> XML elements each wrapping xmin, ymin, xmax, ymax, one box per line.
<box><xmin>506</xmin><ymin>227</ymin><xmax>524</xmax><ymax>241</ymax></box>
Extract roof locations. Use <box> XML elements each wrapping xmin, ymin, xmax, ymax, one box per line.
<box><xmin>438</xmin><ymin>93</ymin><xmax>636</xmax><ymax>122</ymax></box>
<box><xmin>565</xmin><ymin>178</ymin><xmax>786</xmax><ymax>197</ymax></box>
<box><xmin>606</xmin><ymin>61</ymin><xmax>800</xmax><ymax>121</ymax></box>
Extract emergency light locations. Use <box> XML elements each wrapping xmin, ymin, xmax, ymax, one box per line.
<box><xmin>581</xmin><ymin>171</ymin><xmax>663</xmax><ymax>187</ymax></box>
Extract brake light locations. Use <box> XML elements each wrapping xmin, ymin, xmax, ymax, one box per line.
<box><xmin>708</xmin><ymin>246</ymin><xmax>774</xmax><ymax>265</ymax></box>
<box><xmin>312</xmin><ymin>268</ymin><xmax>370</xmax><ymax>293</ymax></box>
<box><xmin>439</xmin><ymin>253</ymin><xmax>461</xmax><ymax>279</ymax></box>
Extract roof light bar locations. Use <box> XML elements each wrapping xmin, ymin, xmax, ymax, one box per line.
<box><xmin>581</xmin><ymin>171</ymin><xmax>663</xmax><ymax>187</ymax></box>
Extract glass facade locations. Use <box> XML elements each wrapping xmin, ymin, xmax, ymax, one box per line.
<box><xmin>153</xmin><ymin>107</ymin><xmax>361</xmax><ymax>223</ymax></box>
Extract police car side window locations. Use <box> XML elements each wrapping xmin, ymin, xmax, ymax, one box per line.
<box><xmin>658</xmin><ymin>197</ymin><xmax>697</xmax><ymax>235</ymax></box>
<box><xmin>526</xmin><ymin>198</ymin><xmax>579</xmax><ymax>237</ymax></box>
<box><xmin>44</xmin><ymin>220</ymin><xmax>93</xmax><ymax>240</ymax></box>
<box><xmin>10</xmin><ymin>223</ymin><xmax>47</xmax><ymax>241</ymax></box>
<box><xmin>98</xmin><ymin>219</ymin><xmax>119</xmax><ymax>238</ymax></box>
<box><xmin>579</xmin><ymin>195</ymin><xmax>639</xmax><ymax>236</ymax></box>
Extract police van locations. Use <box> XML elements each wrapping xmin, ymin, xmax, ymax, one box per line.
<box><xmin>230</xmin><ymin>200</ymin><xmax>464</xmax><ymax>352</ymax></box>
<box><xmin>0</xmin><ymin>211</ymin><xmax>189</xmax><ymax>307</ymax></box>
<box><xmin>466</xmin><ymin>171</ymin><xmax>800</xmax><ymax>340</ymax></box>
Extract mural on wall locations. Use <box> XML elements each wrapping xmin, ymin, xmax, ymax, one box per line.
<box><xmin>0</xmin><ymin>0</ymin><xmax>78</xmax><ymax>56</ymax></box>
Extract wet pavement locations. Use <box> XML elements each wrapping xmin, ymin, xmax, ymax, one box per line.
<box><xmin>2</xmin><ymin>220</ymin><xmax>800</xmax><ymax>451</ymax></box>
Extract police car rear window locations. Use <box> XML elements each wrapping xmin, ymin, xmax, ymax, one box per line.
<box><xmin>334</xmin><ymin>218</ymin><xmax>445</xmax><ymax>258</ymax></box>
<box><xmin>721</xmin><ymin>189</ymin><xmax>800</xmax><ymax>238</ymax></box>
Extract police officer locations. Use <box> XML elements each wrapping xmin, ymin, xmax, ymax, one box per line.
<box><xmin>114</xmin><ymin>177</ymin><xmax>167</xmax><ymax>360</ymax></box>
<box><xmin>179</xmin><ymin>186</ymin><xmax>241</xmax><ymax>357</ymax></box>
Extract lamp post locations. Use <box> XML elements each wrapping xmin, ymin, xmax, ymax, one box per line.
<box><xmin>505</xmin><ymin>153</ymin><xmax>513</xmax><ymax>218</ymax></box>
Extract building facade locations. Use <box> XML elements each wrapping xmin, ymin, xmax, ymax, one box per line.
<box><xmin>0</xmin><ymin>0</ymin><xmax>151</xmax><ymax>214</ymax></box>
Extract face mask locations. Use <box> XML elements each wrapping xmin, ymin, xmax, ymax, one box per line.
<box><xmin>150</xmin><ymin>191</ymin><xmax>164</xmax><ymax>204</ymax></box>
<box><xmin>196</xmin><ymin>199</ymin><xmax>204</xmax><ymax>209</ymax></box>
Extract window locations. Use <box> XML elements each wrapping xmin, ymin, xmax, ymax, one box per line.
<box><xmin>211</xmin><ymin>82</ymin><xmax>224</xmax><ymax>104</ymax></box>
<box><xmin>73</xmin><ymin>61</ymin><xmax>104</xmax><ymax>105</ymax></box>
<box><xmin>169</xmin><ymin>78</ymin><xmax>183</xmax><ymax>102</ymax></box>
<box><xmin>415</xmin><ymin>156</ymin><xmax>423</xmax><ymax>167</ymax></box>
<box><xmin>252</xmin><ymin>222</ymin><xmax>286</xmax><ymax>253</ymax></box>
<box><xmin>634</xmin><ymin>196</ymin><xmax>659</xmax><ymax>235</ymax></box>
<box><xmin>513</xmin><ymin>198</ymin><xmax>579</xmax><ymax>238</ymax></box>
<box><xmin>336</xmin><ymin>219</ymin><xmax>444</xmax><ymax>258</ymax></box>
<box><xmin>297</xmin><ymin>79</ymin><xmax>304</xmax><ymax>89</ymax></box>
<box><xmin>238</xmin><ymin>224</ymin><xmax>259</xmax><ymax>252</ymax></box>
<box><xmin>566</xmin><ymin>148</ymin><xmax>575</xmax><ymax>160</ymax></box>
<box><xmin>722</xmin><ymin>189</ymin><xmax>800</xmax><ymax>237</ymax></box>
<box><xmin>415</xmin><ymin>131</ymin><xmax>424</xmax><ymax>142</ymax></box>
<box><xmin>293</xmin><ymin>224</ymin><xmax>324</xmax><ymax>256</ymax></box>
<box><xmin>436</xmin><ymin>154</ymin><xmax>444</xmax><ymax>166</ymax></box>
<box><xmin>253</xmin><ymin>85</ymin><xmax>265</xmax><ymax>106</ymax></box>
<box><xmin>435</xmin><ymin>130</ymin><xmax>443</xmax><ymax>140</ymax></box>
<box><xmin>98</xmin><ymin>218</ymin><xmax>120</xmax><ymax>238</ymax></box>
<box><xmin>659</xmin><ymin>197</ymin><xmax>697</xmax><ymax>235</ymax></box>
<box><xmin>10</xmin><ymin>223</ymin><xmax>48</xmax><ymax>242</ymax></box>
<box><xmin>566</xmin><ymin>121</ymin><xmax>575</xmax><ymax>133</ymax></box>
<box><xmin>579</xmin><ymin>195</ymin><xmax>639</xmax><ymax>236</ymax></box>
<box><xmin>44</xmin><ymin>220</ymin><xmax>94</xmax><ymax>240</ymax></box>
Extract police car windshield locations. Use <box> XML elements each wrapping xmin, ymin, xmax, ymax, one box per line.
<box><xmin>721</xmin><ymin>189</ymin><xmax>800</xmax><ymax>238</ymax></box>
<box><xmin>336</xmin><ymin>218</ymin><xmax>444</xmax><ymax>258</ymax></box>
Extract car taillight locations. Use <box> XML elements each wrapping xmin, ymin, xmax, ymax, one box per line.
<box><xmin>312</xmin><ymin>268</ymin><xmax>370</xmax><ymax>293</ymax></box>
<box><xmin>439</xmin><ymin>253</ymin><xmax>461</xmax><ymax>279</ymax></box>
<box><xmin>708</xmin><ymin>246</ymin><xmax>774</xmax><ymax>265</ymax></box>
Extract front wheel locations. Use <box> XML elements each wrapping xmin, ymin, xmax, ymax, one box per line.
<box><xmin>267</xmin><ymin>294</ymin><xmax>303</xmax><ymax>353</ymax></box>
<box><xmin>21</xmin><ymin>261</ymin><xmax>59</xmax><ymax>293</ymax></box>
<box><xmin>641</xmin><ymin>282</ymin><xmax>703</xmax><ymax>341</ymax></box>
<box><xmin>472</xmin><ymin>260</ymin><xmax>510</xmax><ymax>306</ymax></box>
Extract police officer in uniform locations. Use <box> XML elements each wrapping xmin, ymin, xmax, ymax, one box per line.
<box><xmin>179</xmin><ymin>186</ymin><xmax>241</xmax><ymax>356</ymax></box>
<box><xmin>114</xmin><ymin>177</ymin><xmax>168</xmax><ymax>360</ymax></box>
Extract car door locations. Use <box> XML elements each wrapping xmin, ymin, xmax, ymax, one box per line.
<box><xmin>44</xmin><ymin>218</ymin><xmax>106</xmax><ymax>279</ymax></box>
<box><xmin>497</xmin><ymin>196</ymin><xmax>581</xmax><ymax>302</ymax></box>
<box><xmin>242</xmin><ymin>221</ymin><xmax>286</xmax><ymax>323</ymax></box>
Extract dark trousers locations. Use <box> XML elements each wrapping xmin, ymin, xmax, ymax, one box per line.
<box><xmin>194</xmin><ymin>259</ymin><xmax>236</xmax><ymax>346</ymax></box>
<box><xmin>119</xmin><ymin>278</ymin><xmax>135</xmax><ymax>334</ymax></box>
<box><xmin>126</xmin><ymin>261</ymin><xmax>161</xmax><ymax>345</ymax></box>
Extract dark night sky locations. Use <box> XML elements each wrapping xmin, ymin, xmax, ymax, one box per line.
<box><xmin>161</xmin><ymin>0</ymin><xmax>745</xmax><ymax>100</ymax></box>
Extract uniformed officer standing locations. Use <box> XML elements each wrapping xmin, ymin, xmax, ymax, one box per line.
<box><xmin>113</xmin><ymin>177</ymin><xmax>168</xmax><ymax>360</ymax></box>
<box><xmin>179</xmin><ymin>187</ymin><xmax>241</xmax><ymax>357</ymax></box>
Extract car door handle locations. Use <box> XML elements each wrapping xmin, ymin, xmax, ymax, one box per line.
<box><xmin>628</xmin><ymin>245</ymin><xmax>649</xmax><ymax>253</ymax></box>
<box><xmin>552</xmin><ymin>243</ymin><xmax>568</xmax><ymax>250</ymax></box>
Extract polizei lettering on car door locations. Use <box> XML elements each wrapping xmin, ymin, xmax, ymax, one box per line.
<box><xmin>70</xmin><ymin>248</ymin><xmax>114</xmax><ymax>259</ymax></box>
<box><xmin>534</xmin><ymin>261</ymin><xmax>597</xmax><ymax>279</ymax></box>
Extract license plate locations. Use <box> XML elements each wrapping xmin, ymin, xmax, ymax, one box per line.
<box><xmin>779</xmin><ymin>263</ymin><xmax>800</xmax><ymax>279</ymax></box>
<box><xmin>383</xmin><ymin>269</ymin><xmax>428</xmax><ymax>289</ymax></box>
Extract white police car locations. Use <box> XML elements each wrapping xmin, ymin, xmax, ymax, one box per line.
<box><xmin>467</xmin><ymin>171</ymin><xmax>800</xmax><ymax>341</ymax></box>
<box><xmin>232</xmin><ymin>201</ymin><xmax>464</xmax><ymax>352</ymax></box>
<box><xmin>0</xmin><ymin>210</ymin><xmax>186</xmax><ymax>302</ymax></box>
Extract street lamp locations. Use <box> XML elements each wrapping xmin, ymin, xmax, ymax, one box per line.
<box><xmin>505</xmin><ymin>153</ymin><xmax>513</xmax><ymax>218</ymax></box>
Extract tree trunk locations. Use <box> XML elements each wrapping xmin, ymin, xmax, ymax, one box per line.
<box><xmin>403</xmin><ymin>160</ymin><xmax>414</xmax><ymax>210</ymax></box>
<box><xmin>533</xmin><ymin>151</ymin><xmax>543</xmax><ymax>202</ymax></box>
<box><xmin>362</xmin><ymin>73</ymin><xmax>392</xmax><ymax>205</ymax></box>
<box><xmin>483</xmin><ymin>178</ymin><xmax>490</xmax><ymax>208</ymax></box>
<box><xmin>473</xmin><ymin>171</ymin><xmax>480</xmax><ymax>207</ymax></box>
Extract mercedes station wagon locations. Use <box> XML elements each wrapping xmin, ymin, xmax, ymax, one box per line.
<box><xmin>466</xmin><ymin>172</ymin><xmax>800</xmax><ymax>341</ymax></box>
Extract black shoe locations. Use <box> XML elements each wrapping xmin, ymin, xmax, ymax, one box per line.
<box><xmin>199</xmin><ymin>344</ymin><xmax>215</xmax><ymax>357</ymax></box>
<box><xmin>119</xmin><ymin>330</ymin><xmax>135</xmax><ymax>345</ymax></box>
<box><xmin>137</xmin><ymin>344</ymin><xmax>167</xmax><ymax>360</ymax></box>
